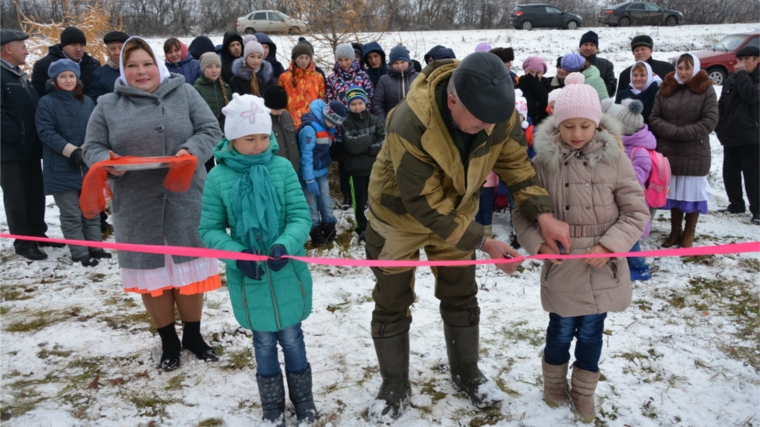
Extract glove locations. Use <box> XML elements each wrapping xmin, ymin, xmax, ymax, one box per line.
<box><xmin>305</xmin><ymin>180</ymin><xmax>320</xmax><ymax>196</ymax></box>
<box><xmin>236</xmin><ymin>250</ymin><xmax>264</xmax><ymax>280</ymax></box>
<box><xmin>267</xmin><ymin>245</ymin><xmax>288</xmax><ymax>272</ymax></box>
<box><xmin>69</xmin><ymin>148</ymin><xmax>85</xmax><ymax>168</ymax></box>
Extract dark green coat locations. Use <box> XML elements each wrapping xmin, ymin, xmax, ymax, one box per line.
<box><xmin>193</xmin><ymin>75</ymin><xmax>232</xmax><ymax>131</ymax></box>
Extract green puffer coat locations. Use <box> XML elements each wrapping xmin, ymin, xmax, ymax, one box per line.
<box><xmin>199</xmin><ymin>137</ymin><xmax>313</xmax><ymax>332</ymax></box>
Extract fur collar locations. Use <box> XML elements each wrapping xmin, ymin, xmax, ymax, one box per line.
<box><xmin>232</xmin><ymin>57</ymin><xmax>273</xmax><ymax>83</ymax></box>
<box><xmin>659</xmin><ymin>70</ymin><xmax>712</xmax><ymax>98</ymax></box>
<box><xmin>533</xmin><ymin>115</ymin><xmax>624</xmax><ymax>172</ymax></box>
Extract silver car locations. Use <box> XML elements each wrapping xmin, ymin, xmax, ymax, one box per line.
<box><xmin>236</xmin><ymin>10</ymin><xmax>307</xmax><ymax>35</ymax></box>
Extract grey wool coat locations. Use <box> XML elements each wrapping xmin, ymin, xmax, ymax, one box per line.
<box><xmin>82</xmin><ymin>74</ymin><xmax>222</xmax><ymax>269</ymax></box>
<box><xmin>513</xmin><ymin>115</ymin><xmax>649</xmax><ymax>318</ymax></box>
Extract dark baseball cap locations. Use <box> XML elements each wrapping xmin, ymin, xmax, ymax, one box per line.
<box><xmin>453</xmin><ymin>52</ymin><xmax>515</xmax><ymax>124</ymax></box>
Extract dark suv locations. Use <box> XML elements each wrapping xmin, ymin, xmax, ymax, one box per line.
<box><xmin>510</xmin><ymin>4</ymin><xmax>584</xmax><ymax>30</ymax></box>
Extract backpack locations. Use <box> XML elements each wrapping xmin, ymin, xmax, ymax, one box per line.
<box><xmin>631</xmin><ymin>147</ymin><xmax>671</xmax><ymax>208</ymax></box>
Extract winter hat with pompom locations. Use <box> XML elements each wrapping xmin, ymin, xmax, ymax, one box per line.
<box><xmin>608</xmin><ymin>98</ymin><xmax>645</xmax><ymax>136</ymax></box>
<box><xmin>553</xmin><ymin>73</ymin><xmax>601</xmax><ymax>126</ymax></box>
<box><xmin>323</xmin><ymin>100</ymin><xmax>348</xmax><ymax>127</ymax></box>
<box><xmin>513</xmin><ymin>89</ymin><xmax>529</xmax><ymax>129</ymax></box>
<box><xmin>222</xmin><ymin>93</ymin><xmax>272</xmax><ymax>141</ymax></box>
<box><xmin>547</xmin><ymin>88</ymin><xmax>562</xmax><ymax>106</ymax></box>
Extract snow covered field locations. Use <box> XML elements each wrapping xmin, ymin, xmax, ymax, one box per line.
<box><xmin>1</xmin><ymin>23</ymin><xmax>759</xmax><ymax>427</ymax></box>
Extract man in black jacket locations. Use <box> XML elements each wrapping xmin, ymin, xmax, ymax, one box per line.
<box><xmin>578</xmin><ymin>31</ymin><xmax>616</xmax><ymax>97</ymax></box>
<box><xmin>31</xmin><ymin>27</ymin><xmax>101</xmax><ymax>97</ymax></box>
<box><xmin>715</xmin><ymin>45</ymin><xmax>760</xmax><ymax>224</ymax></box>
<box><xmin>617</xmin><ymin>35</ymin><xmax>675</xmax><ymax>93</ymax></box>
<box><xmin>87</xmin><ymin>31</ymin><xmax>129</xmax><ymax>104</ymax></box>
<box><xmin>1</xmin><ymin>29</ymin><xmax>61</xmax><ymax>260</ymax></box>
<box><xmin>220</xmin><ymin>31</ymin><xmax>243</xmax><ymax>84</ymax></box>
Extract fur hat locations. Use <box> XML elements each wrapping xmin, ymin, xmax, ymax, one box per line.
<box><xmin>60</xmin><ymin>27</ymin><xmax>86</xmax><ymax>47</ymax></box>
<box><xmin>553</xmin><ymin>73</ymin><xmax>601</xmax><ymax>126</ymax></box>
<box><xmin>522</xmin><ymin>56</ymin><xmax>547</xmax><ymax>74</ymax></box>
<box><xmin>264</xmin><ymin>85</ymin><xmax>288</xmax><ymax>110</ymax></box>
<box><xmin>579</xmin><ymin>30</ymin><xmax>598</xmax><ymax>48</ymax></box>
<box><xmin>561</xmin><ymin>53</ymin><xmax>586</xmax><ymax>72</ymax></box>
<box><xmin>606</xmin><ymin>98</ymin><xmax>645</xmax><ymax>136</ymax></box>
<box><xmin>292</xmin><ymin>42</ymin><xmax>313</xmax><ymax>60</ymax></box>
<box><xmin>222</xmin><ymin>93</ymin><xmax>272</xmax><ymax>140</ymax></box>
<box><xmin>199</xmin><ymin>52</ymin><xmax>221</xmax><ymax>71</ymax></box>
<box><xmin>335</xmin><ymin>43</ymin><xmax>355</xmax><ymax>60</ymax></box>
<box><xmin>346</xmin><ymin>86</ymin><xmax>368</xmax><ymax>106</ymax></box>
<box><xmin>323</xmin><ymin>100</ymin><xmax>348</xmax><ymax>127</ymax></box>
<box><xmin>489</xmin><ymin>47</ymin><xmax>515</xmax><ymax>63</ymax></box>
<box><xmin>48</xmin><ymin>58</ymin><xmax>80</xmax><ymax>79</ymax></box>
<box><xmin>244</xmin><ymin>41</ymin><xmax>265</xmax><ymax>58</ymax></box>
<box><xmin>514</xmin><ymin>89</ymin><xmax>529</xmax><ymax>129</ymax></box>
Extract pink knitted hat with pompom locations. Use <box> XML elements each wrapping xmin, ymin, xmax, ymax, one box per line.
<box><xmin>553</xmin><ymin>73</ymin><xmax>602</xmax><ymax>126</ymax></box>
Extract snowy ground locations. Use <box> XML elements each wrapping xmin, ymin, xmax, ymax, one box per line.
<box><xmin>2</xmin><ymin>24</ymin><xmax>759</xmax><ymax>427</ymax></box>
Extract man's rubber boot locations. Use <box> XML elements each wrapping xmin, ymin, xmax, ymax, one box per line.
<box><xmin>368</xmin><ymin>332</ymin><xmax>412</xmax><ymax>423</ymax></box>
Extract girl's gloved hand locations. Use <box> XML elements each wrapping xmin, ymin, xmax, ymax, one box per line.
<box><xmin>237</xmin><ymin>250</ymin><xmax>264</xmax><ymax>280</ymax></box>
<box><xmin>267</xmin><ymin>245</ymin><xmax>288</xmax><ymax>272</ymax></box>
<box><xmin>305</xmin><ymin>180</ymin><xmax>320</xmax><ymax>195</ymax></box>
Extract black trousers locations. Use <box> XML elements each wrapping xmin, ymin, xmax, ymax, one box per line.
<box><xmin>0</xmin><ymin>161</ymin><xmax>48</xmax><ymax>250</ymax></box>
<box><xmin>350</xmin><ymin>175</ymin><xmax>370</xmax><ymax>233</ymax></box>
<box><xmin>722</xmin><ymin>144</ymin><xmax>759</xmax><ymax>215</ymax></box>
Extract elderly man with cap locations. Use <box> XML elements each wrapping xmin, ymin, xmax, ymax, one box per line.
<box><xmin>87</xmin><ymin>31</ymin><xmax>129</xmax><ymax>103</ymax></box>
<box><xmin>31</xmin><ymin>26</ymin><xmax>101</xmax><ymax>97</ymax></box>
<box><xmin>578</xmin><ymin>30</ymin><xmax>616</xmax><ymax>97</ymax></box>
<box><xmin>617</xmin><ymin>35</ymin><xmax>675</xmax><ymax>94</ymax></box>
<box><xmin>716</xmin><ymin>45</ymin><xmax>760</xmax><ymax>225</ymax></box>
<box><xmin>1</xmin><ymin>29</ymin><xmax>61</xmax><ymax>260</ymax></box>
<box><xmin>365</xmin><ymin>52</ymin><xmax>570</xmax><ymax>422</ymax></box>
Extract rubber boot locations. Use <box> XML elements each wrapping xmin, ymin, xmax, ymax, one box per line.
<box><xmin>570</xmin><ymin>365</ymin><xmax>600</xmax><ymax>424</ymax></box>
<box><xmin>323</xmin><ymin>222</ymin><xmax>337</xmax><ymax>243</ymax></box>
<box><xmin>309</xmin><ymin>225</ymin><xmax>326</xmax><ymax>246</ymax></box>
<box><xmin>542</xmin><ymin>359</ymin><xmax>569</xmax><ymax>408</ymax></box>
<box><xmin>661</xmin><ymin>208</ymin><xmax>683</xmax><ymax>248</ymax></box>
<box><xmin>286</xmin><ymin>363</ymin><xmax>318</xmax><ymax>425</ymax></box>
<box><xmin>368</xmin><ymin>332</ymin><xmax>412</xmax><ymax>423</ymax></box>
<box><xmin>256</xmin><ymin>371</ymin><xmax>286</xmax><ymax>427</ymax></box>
<box><xmin>443</xmin><ymin>323</ymin><xmax>505</xmax><ymax>409</ymax></box>
<box><xmin>680</xmin><ymin>212</ymin><xmax>699</xmax><ymax>248</ymax></box>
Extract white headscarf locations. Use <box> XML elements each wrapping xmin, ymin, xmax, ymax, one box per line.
<box><xmin>119</xmin><ymin>36</ymin><xmax>171</xmax><ymax>89</ymax></box>
<box><xmin>674</xmin><ymin>53</ymin><xmax>701</xmax><ymax>85</ymax></box>
<box><xmin>628</xmin><ymin>61</ymin><xmax>662</xmax><ymax>95</ymax></box>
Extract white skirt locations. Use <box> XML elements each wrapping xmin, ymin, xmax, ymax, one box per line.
<box><xmin>667</xmin><ymin>175</ymin><xmax>713</xmax><ymax>202</ymax></box>
<box><xmin>121</xmin><ymin>253</ymin><xmax>219</xmax><ymax>295</ymax></box>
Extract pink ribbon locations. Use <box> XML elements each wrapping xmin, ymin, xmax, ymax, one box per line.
<box><xmin>2</xmin><ymin>233</ymin><xmax>758</xmax><ymax>268</ymax></box>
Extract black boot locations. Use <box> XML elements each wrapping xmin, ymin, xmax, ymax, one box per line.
<box><xmin>181</xmin><ymin>320</ymin><xmax>219</xmax><ymax>362</ymax></box>
<box><xmin>286</xmin><ymin>364</ymin><xmax>318</xmax><ymax>424</ymax></box>
<box><xmin>157</xmin><ymin>323</ymin><xmax>181</xmax><ymax>372</ymax></box>
<box><xmin>342</xmin><ymin>193</ymin><xmax>352</xmax><ymax>210</ymax></box>
<box><xmin>369</xmin><ymin>332</ymin><xmax>412</xmax><ymax>423</ymax></box>
<box><xmin>323</xmin><ymin>222</ymin><xmax>337</xmax><ymax>243</ymax></box>
<box><xmin>256</xmin><ymin>371</ymin><xmax>286</xmax><ymax>426</ymax></box>
<box><xmin>443</xmin><ymin>323</ymin><xmax>505</xmax><ymax>409</ymax></box>
<box><xmin>309</xmin><ymin>225</ymin><xmax>326</xmax><ymax>246</ymax></box>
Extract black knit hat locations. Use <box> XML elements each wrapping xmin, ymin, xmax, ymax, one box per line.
<box><xmin>579</xmin><ymin>30</ymin><xmax>598</xmax><ymax>48</ymax></box>
<box><xmin>264</xmin><ymin>85</ymin><xmax>289</xmax><ymax>110</ymax></box>
<box><xmin>60</xmin><ymin>27</ymin><xmax>86</xmax><ymax>47</ymax></box>
<box><xmin>454</xmin><ymin>52</ymin><xmax>514</xmax><ymax>124</ymax></box>
<box><xmin>103</xmin><ymin>31</ymin><xmax>129</xmax><ymax>44</ymax></box>
<box><xmin>631</xmin><ymin>35</ymin><xmax>653</xmax><ymax>50</ymax></box>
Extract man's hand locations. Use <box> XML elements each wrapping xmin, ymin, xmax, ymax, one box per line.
<box><xmin>481</xmin><ymin>238</ymin><xmax>523</xmax><ymax>274</ymax></box>
<box><xmin>538</xmin><ymin>242</ymin><xmax>564</xmax><ymax>265</ymax></box>
<box><xmin>584</xmin><ymin>244</ymin><xmax>612</xmax><ymax>268</ymax></box>
<box><xmin>536</xmin><ymin>213</ymin><xmax>571</xmax><ymax>254</ymax></box>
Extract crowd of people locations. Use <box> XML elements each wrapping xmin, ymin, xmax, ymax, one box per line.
<box><xmin>1</xmin><ymin>25</ymin><xmax>758</xmax><ymax>426</ymax></box>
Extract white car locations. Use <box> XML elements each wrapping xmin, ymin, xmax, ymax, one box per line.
<box><xmin>236</xmin><ymin>10</ymin><xmax>307</xmax><ymax>35</ymax></box>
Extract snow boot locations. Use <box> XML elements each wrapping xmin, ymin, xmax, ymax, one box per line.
<box><xmin>286</xmin><ymin>364</ymin><xmax>318</xmax><ymax>425</ymax></box>
<box><xmin>342</xmin><ymin>193</ymin><xmax>352</xmax><ymax>210</ymax></box>
<box><xmin>369</xmin><ymin>332</ymin><xmax>412</xmax><ymax>423</ymax></box>
<box><xmin>256</xmin><ymin>371</ymin><xmax>286</xmax><ymax>427</ymax></box>
<box><xmin>570</xmin><ymin>365</ymin><xmax>600</xmax><ymax>423</ymax></box>
<box><xmin>542</xmin><ymin>359</ymin><xmax>569</xmax><ymax>408</ymax></box>
<box><xmin>322</xmin><ymin>222</ymin><xmax>337</xmax><ymax>243</ymax></box>
<box><xmin>662</xmin><ymin>208</ymin><xmax>683</xmax><ymax>248</ymax></box>
<box><xmin>157</xmin><ymin>323</ymin><xmax>181</xmax><ymax>372</ymax></box>
<box><xmin>443</xmin><ymin>323</ymin><xmax>505</xmax><ymax>409</ymax></box>
<box><xmin>181</xmin><ymin>320</ymin><xmax>219</xmax><ymax>362</ymax></box>
<box><xmin>510</xmin><ymin>233</ymin><xmax>521</xmax><ymax>250</ymax></box>
<box><xmin>73</xmin><ymin>254</ymin><xmax>99</xmax><ymax>267</ymax></box>
<box><xmin>680</xmin><ymin>212</ymin><xmax>699</xmax><ymax>248</ymax></box>
<box><xmin>309</xmin><ymin>225</ymin><xmax>326</xmax><ymax>246</ymax></box>
<box><xmin>630</xmin><ymin>265</ymin><xmax>652</xmax><ymax>281</ymax></box>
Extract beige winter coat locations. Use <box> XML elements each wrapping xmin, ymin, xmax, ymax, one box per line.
<box><xmin>513</xmin><ymin>115</ymin><xmax>649</xmax><ymax>317</ymax></box>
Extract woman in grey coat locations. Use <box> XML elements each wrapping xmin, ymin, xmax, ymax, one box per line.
<box><xmin>83</xmin><ymin>37</ymin><xmax>223</xmax><ymax>372</ymax></box>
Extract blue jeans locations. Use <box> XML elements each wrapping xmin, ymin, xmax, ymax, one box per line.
<box><xmin>475</xmin><ymin>186</ymin><xmax>495</xmax><ymax>226</ymax></box>
<box><xmin>302</xmin><ymin>175</ymin><xmax>336</xmax><ymax>228</ymax></box>
<box><xmin>544</xmin><ymin>312</ymin><xmax>607</xmax><ymax>372</ymax></box>
<box><xmin>627</xmin><ymin>241</ymin><xmax>648</xmax><ymax>270</ymax></box>
<box><xmin>253</xmin><ymin>322</ymin><xmax>309</xmax><ymax>377</ymax></box>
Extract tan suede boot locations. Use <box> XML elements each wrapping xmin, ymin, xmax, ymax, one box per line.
<box><xmin>662</xmin><ymin>208</ymin><xmax>683</xmax><ymax>248</ymax></box>
<box><xmin>570</xmin><ymin>366</ymin><xmax>600</xmax><ymax>423</ymax></box>
<box><xmin>680</xmin><ymin>212</ymin><xmax>699</xmax><ymax>248</ymax></box>
<box><xmin>542</xmin><ymin>359</ymin><xmax>569</xmax><ymax>408</ymax></box>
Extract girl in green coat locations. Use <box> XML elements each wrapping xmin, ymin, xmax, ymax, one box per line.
<box><xmin>199</xmin><ymin>93</ymin><xmax>317</xmax><ymax>426</ymax></box>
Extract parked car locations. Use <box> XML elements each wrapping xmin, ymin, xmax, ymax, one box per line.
<box><xmin>599</xmin><ymin>2</ymin><xmax>684</xmax><ymax>27</ymax></box>
<box><xmin>509</xmin><ymin>4</ymin><xmax>584</xmax><ymax>30</ymax></box>
<box><xmin>670</xmin><ymin>31</ymin><xmax>760</xmax><ymax>86</ymax></box>
<box><xmin>236</xmin><ymin>10</ymin><xmax>307</xmax><ymax>35</ymax></box>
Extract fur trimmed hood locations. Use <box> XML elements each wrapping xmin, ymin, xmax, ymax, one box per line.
<box><xmin>232</xmin><ymin>56</ymin><xmax>273</xmax><ymax>83</ymax></box>
<box><xmin>659</xmin><ymin>69</ymin><xmax>712</xmax><ymax>98</ymax></box>
<box><xmin>533</xmin><ymin>114</ymin><xmax>624</xmax><ymax>172</ymax></box>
